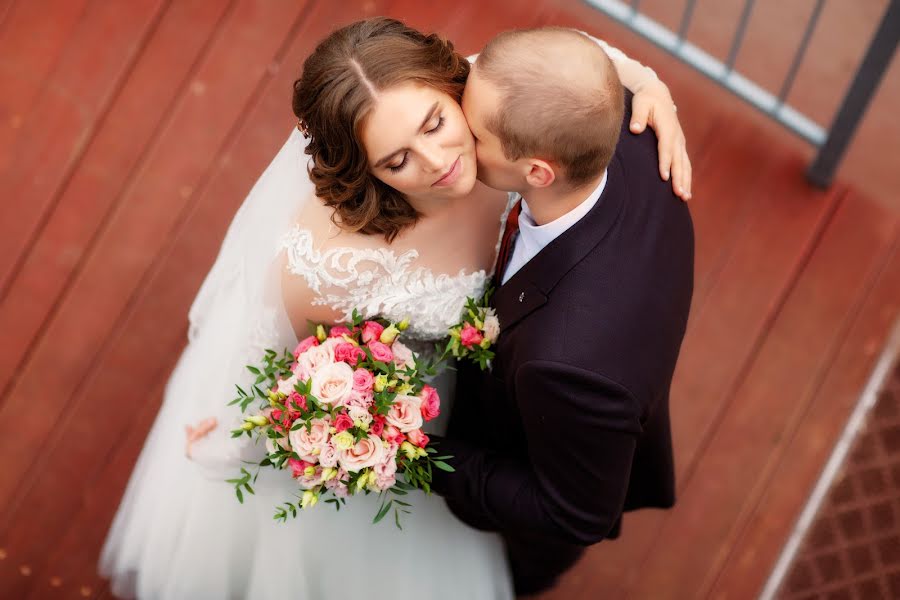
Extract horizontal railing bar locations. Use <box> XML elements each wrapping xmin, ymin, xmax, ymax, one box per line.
<box><xmin>583</xmin><ymin>0</ymin><xmax>826</xmax><ymax>145</ymax></box>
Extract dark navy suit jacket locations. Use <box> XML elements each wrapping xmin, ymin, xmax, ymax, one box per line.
<box><xmin>432</xmin><ymin>95</ymin><xmax>695</xmax><ymax>594</ymax></box>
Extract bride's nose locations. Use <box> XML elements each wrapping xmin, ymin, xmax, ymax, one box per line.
<box><xmin>419</xmin><ymin>144</ymin><xmax>445</xmax><ymax>173</ymax></box>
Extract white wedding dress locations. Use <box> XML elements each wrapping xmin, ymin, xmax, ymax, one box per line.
<box><xmin>100</xmin><ymin>35</ymin><xmax>637</xmax><ymax>599</ymax></box>
<box><xmin>99</xmin><ymin>127</ymin><xmax>515</xmax><ymax>600</ymax></box>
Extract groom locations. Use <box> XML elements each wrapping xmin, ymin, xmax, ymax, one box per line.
<box><xmin>431</xmin><ymin>28</ymin><xmax>694</xmax><ymax>595</ymax></box>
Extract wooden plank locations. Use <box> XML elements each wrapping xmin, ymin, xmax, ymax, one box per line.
<box><xmin>709</xmin><ymin>219</ymin><xmax>900</xmax><ymax>598</ymax></box>
<box><xmin>0</xmin><ymin>0</ymin><xmax>89</xmax><ymax>162</ymax></box>
<box><xmin>0</xmin><ymin>2</ymin><xmax>395</xmax><ymax>595</ymax></box>
<box><xmin>626</xmin><ymin>192</ymin><xmax>900</xmax><ymax>598</ymax></box>
<box><xmin>0</xmin><ymin>0</ymin><xmax>232</xmax><ymax>402</ymax></box>
<box><xmin>0</xmin><ymin>0</ymin><xmax>167</xmax><ymax>296</ymax></box>
<box><xmin>0</xmin><ymin>0</ymin><xmax>310</xmax><ymax>526</ymax></box>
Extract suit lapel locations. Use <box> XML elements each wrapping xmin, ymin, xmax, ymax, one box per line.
<box><xmin>492</xmin><ymin>153</ymin><xmax>626</xmax><ymax>335</ymax></box>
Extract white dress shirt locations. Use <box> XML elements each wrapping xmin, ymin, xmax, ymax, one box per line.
<box><xmin>502</xmin><ymin>170</ymin><xmax>608</xmax><ymax>284</ymax></box>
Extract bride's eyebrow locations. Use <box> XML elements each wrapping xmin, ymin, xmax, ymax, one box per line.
<box><xmin>373</xmin><ymin>101</ymin><xmax>440</xmax><ymax>168</ymax></box>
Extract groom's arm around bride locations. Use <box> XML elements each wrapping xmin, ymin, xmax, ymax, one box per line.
<box><xmin>430</xmin><ymin>28</ymin><xmax>694</xmax><ymax>595</ymax></box>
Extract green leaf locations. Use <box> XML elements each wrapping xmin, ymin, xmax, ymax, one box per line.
<box><xmin>236</xmin><ymin>488</ymin><xmax>244</xmax><ymax>503</ymax></box>
<box><xmin>373</xmin><ymin>500</ymin><xmax>393</xmax><ymax>524</ymax></box>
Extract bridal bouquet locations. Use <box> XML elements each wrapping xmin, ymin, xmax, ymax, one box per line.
<box><xmin>227</xmin><ymin>310</ymin><xmax>453</xmax><ymax>527</ymax></box>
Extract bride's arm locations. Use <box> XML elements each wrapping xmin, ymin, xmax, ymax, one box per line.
<box><xmin>586</xmin><ymin>34</ymin><xmax>692</xmax><ymax>201</ymax></box>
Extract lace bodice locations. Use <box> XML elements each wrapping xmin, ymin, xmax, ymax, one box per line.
<box><xmin>280</xmin><ymin>194</ymin><xmax>516</xmax><ymax>343</ymax></box>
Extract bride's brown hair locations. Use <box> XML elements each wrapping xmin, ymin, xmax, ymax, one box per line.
<box><xmin>292</xmin><ymin>17</ymin><xmax>470</xmax><ymax>242</ymax></box>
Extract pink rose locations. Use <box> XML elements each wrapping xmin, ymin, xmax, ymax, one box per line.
<box><xmin>297</xmin><ymin>342</ymin><xmax>335</xmax><ymax>377</ymax></box>
<box><xmin>339</xmin><ymin>434</ymin><xmax>386</xmax><ymax>472</ymax></box>
<box><xmin>334</xmin><ymin>342</ymin><xmax>363</xmax><ymax>366</ymax></box>
<box><xmin>460</xmin><ymin>323</ymin><xmax>484</xmax><ymax>349</ymax></box>
<box><xmin>407</xmin><ymin>429</ymin><xmax>430</xmax><ymax>448</ymax></box>
<box><xmin>419</xmin><ymin>385</ymin><xmax>441</xmax><ymax>422</ymax></box>
<box><xmin>391</xmin><ymin>341</ymin><xmax>416</xmax><ymax>370</ymax></box>
<box><xmin>385</xmin><ymin>395</ymin><xmax>423</xmax><ymax>433</ymax></box>
<box><xmin>368</xmin><ymin>341</ymin><xmax>393</xmax><ymax>363</ymax></box>
<box><xmin>293</xmin><ymin>336</ymin><xmax>319</xmax><ymax>358</ymax></box>
<box><xmin>362</xmin><ymin>321</ymin><xmax>384</xmax><ymax>344</ymax></box>
<box><xmin>329</xmin><ymin>325</ymin><xmax>352</xmax><ymax>338</ymax></box>
<box><xmin>287</xmin><ymin>391</ymin><xmax>307</xmax><ymax>413</ymax></box>
<box><xmin>370</xmin><ymin>415</ymin><xmax>385</xmax><ymax>437</ymax></box>
<box><xmin>334</xmin><ymin>412</ymin><xmax>354</xmax><ymax>433</ymax></box>
<box><xmin>352</xmin><ymin>369</ymin><xmax>374</xmax><ymax>392</ymax></box>
<box><xmin>382</xmin><ymin>425</ymin><xmax>405</xmax><ymax>446</ymax></box>
<box><xmin>310</xmin><ymin>362</ymin><xmax>354</xmax><ymax>407</ymax></box>
<box><xmin>289</xmin><ymin>417</ymin><xmax>331</xmax><ymax>461</ymax></box>
<box><xmin>373</xmin><ymin>447</ymin><xmax>398</xmax><ymax>491</ymax></box>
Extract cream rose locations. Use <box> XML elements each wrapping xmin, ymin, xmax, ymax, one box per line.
<box><xmin>391</xmin><ymin>340</ymin><xmax>416</xmax><ymax>370</ymax></box>
<box><xmin>385</xmin><ymin>394</ymin><xmax>423</xmax><ymax>433</ymax></box>
<box><xmin>310</xmin><ymin>362</ymin><xmax>354</xmax><ymax>407</ymax></box>
<box><xmin>297</xmin><ymin>342</ymin><xmax>335</xmax><ymax>377</ymax></box>
<box><xmin>339</xmin><ymin>434</ymin><xmax>386</xmax><ymax>472</ymax></box>
<box><xmin>289</xmin><ymin>417</ymin><xmax>331</xmax><ymax>461</ymax></box>
<box><xmin>483</xmin><ymin>310</ymin><xmax>500</xmax><ymax>343</ymax></box>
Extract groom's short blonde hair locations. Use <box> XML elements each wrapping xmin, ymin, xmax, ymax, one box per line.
<box><xmin>475</xmin><ymin>27</ymin><xmax>624</xmax><ymax>187</ymax></box>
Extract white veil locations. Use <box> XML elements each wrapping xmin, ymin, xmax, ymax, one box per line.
<box><xmin>100</xmin><ymin>128</ymin><xmax>314</xmax><ymax>595</ymax></box>
<box><xmin>181</xmin><ymin>127</ymin><xmax>313</xmax><ymax>474</ymax></box>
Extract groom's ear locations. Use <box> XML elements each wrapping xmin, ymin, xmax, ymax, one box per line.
<box><xmin>524</xmin><ymin>159</ymin><xmax>556</xmax><ymax>188</ymax></box>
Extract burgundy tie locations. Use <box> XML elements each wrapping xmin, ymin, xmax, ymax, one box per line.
<box><xmin>494</xmin><ymin>199</ymin><xmax>522</xmax><ymax>283</ymax></box>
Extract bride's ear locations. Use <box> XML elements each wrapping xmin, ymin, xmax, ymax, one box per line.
<box><xmin>524</xmin><ymin>159</ymin><xmax>556</xmax><ymax>188</ymax></box>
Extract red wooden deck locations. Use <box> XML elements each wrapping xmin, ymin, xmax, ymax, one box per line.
<box><xmin>1</xmin><ymin>1</ymin><xmax>898</xmax><ymax>598</ymax></box>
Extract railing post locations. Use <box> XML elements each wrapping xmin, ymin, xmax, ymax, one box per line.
<box><xmin>807</xmin><ymin>0</ymin><xmax>899</xmax><ymax>188</ymax></box>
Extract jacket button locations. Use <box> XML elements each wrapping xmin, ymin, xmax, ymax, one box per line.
<box><xmin>518</xmin><ymin>292</ymin><xmax>525</xmax><ymax>303</ymax></box>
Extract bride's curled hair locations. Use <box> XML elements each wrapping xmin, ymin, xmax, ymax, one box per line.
<box><xmin>292</xmin><ymin>17</ymin><xmax>470</xmax><ymax>242</ymax></box>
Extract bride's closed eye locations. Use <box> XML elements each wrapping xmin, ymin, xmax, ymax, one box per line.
<box><xmin>388</xmin><ymin>116</ymin><xmax>446</xmax><ymax>173</ymax></box>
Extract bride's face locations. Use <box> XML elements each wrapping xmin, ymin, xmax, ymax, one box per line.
<box><xmin>362</xmin><ymin>82</ymin><xmax>477</xmax><ymax>205</ymax></box>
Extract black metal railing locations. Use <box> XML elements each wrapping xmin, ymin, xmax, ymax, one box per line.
<box><xmin>586</xmin><ymin>0</ymin><xmax>899</xmax><ymax>187</ymax></box>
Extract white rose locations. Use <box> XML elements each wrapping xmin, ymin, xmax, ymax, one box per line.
<box><xmin>276</xmin><ymin>373</ymin><xmax>299</xmax><ymax>396</ymax></box>
<box><xmin>338</xmin><ymin>434</ymin><xmax>386</xmax><ymax>472</ymax></box>
<box><xmin>384</xmin><ymin>394</ymin><xmax>423</xmax><ymax>433</ymax></box>
<box><xmin>297</xmin><ymin>342</ymin><xmax>335</xmax><ymax>377</ymax></box>
<box><xmin>483</xmin><ymin>310</ymin><xmax>500</xmax><ymax>343</ymax></box>
<box><xmin>310</xmin><ymin>362</ymin><xmax>354</xmax><ymax>407</ymax></box>
<box><xmin>289</xmin><ymin>417</ymin><xmax>331</xmax><ymax>461</ymax></box>
<box><xmin>348</xmin><ymin>405</ymin><xmax>373</xmax><ymax>428</ymax></box>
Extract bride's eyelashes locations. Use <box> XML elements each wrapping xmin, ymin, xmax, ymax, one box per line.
<box><xmin>388</xmin><ymin>154</ymin><xmax>409</xmax><ymax>173</ymax></box>
<box><xmin>426</xmin><ymin>115</ymin><xmax>445</xmax><ymax>135</ymax></box>
<box><xmin>387</xmin><ymin>116</ymin><xmax>446</xmax><ymax>173</ymax></box>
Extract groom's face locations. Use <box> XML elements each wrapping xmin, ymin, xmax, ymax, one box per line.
<box><xmin>461</xmin><ymin>68</ymin><xmax>525</xmax><ymax>193</ymax></box>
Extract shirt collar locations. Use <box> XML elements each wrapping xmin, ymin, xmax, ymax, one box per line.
<box><xmin>518</xmin><ymin>169</ymin><xmax>608</xmax><ymax>248</ymax></box>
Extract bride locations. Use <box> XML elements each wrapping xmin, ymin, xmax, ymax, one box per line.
<box><xmin>99</xmin><ymin>17</ymin><xmax>690</xmax><ymax>599</ymax></box>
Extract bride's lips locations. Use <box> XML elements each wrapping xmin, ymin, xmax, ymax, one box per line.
<box><xmin>432</xmin><ymin>157</ymin><xmax>462</xmax><ymax>187</ymax></box>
